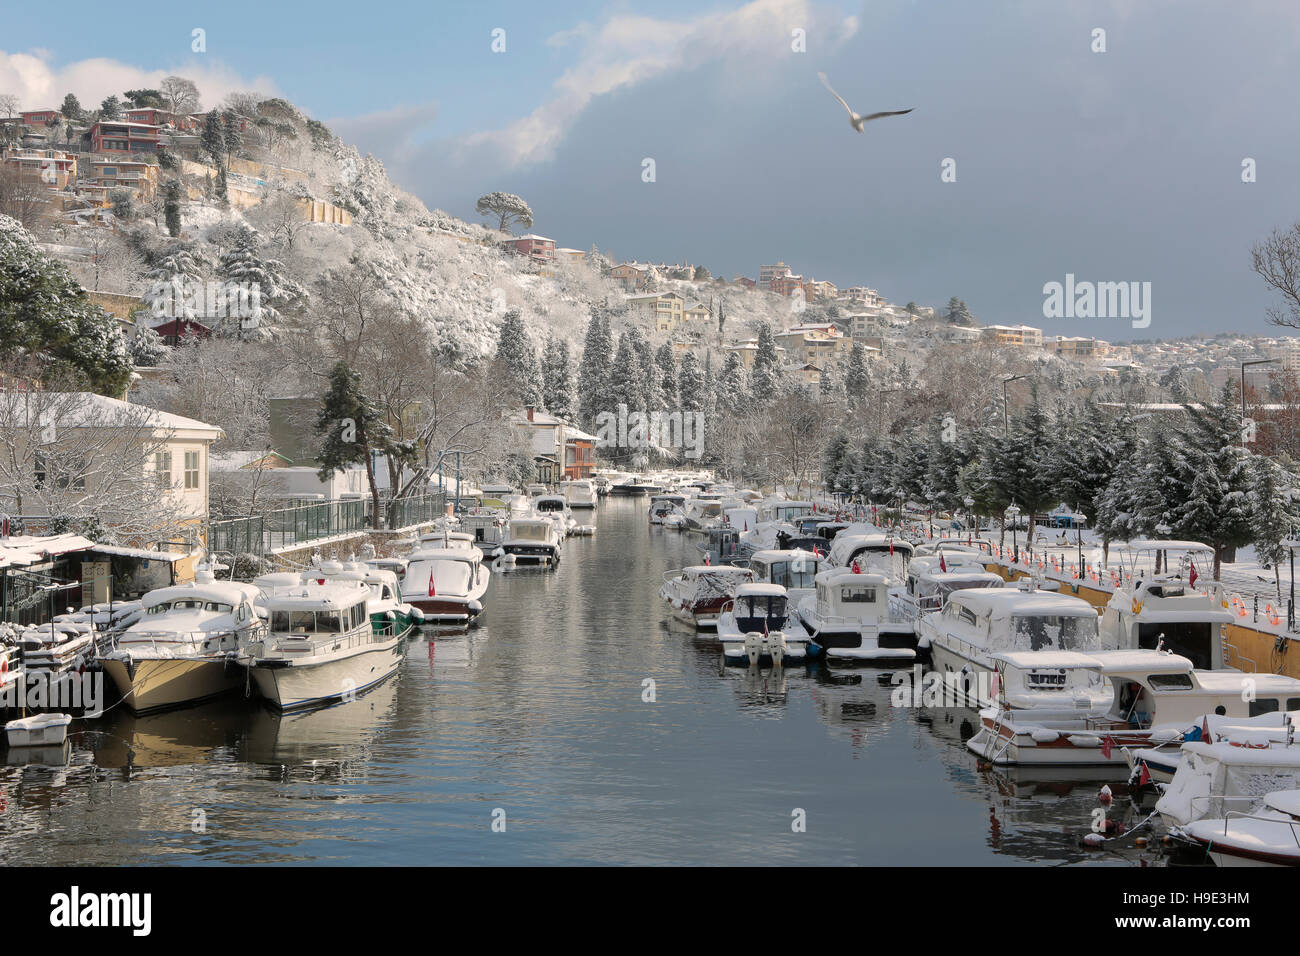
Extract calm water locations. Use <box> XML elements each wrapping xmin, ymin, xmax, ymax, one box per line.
<box><xmin>0</xmin><ymin>500</ymin><xmax>1163</xmax><ymax>865</ymax></box>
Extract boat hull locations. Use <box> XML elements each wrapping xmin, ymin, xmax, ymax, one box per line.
<box><xmin>249</xmin><ymin>635</ymin><xmax>406</xmax><ymax>711</ymax></box>
<box><xmin>102</xmin><ymin>656</ymin><xmax>244</xmax><ymax>715</ymax></box>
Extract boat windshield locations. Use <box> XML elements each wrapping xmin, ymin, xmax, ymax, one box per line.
<box><xmin>1009</xmin><ymin>613</ymin><xmax>1100</xmax><ymax>651</ymax></box>
<box><xmin>271</xmin><ymin>609</ymin><xmax>352</xmax><ymax>633</ymax></box>
<box><xmin>512</xmin><ymin>524</ymin><xmax>552</xmax><ymax>542</ymax></box>
<box><xmin>536</xmin><ymin>499</ymin><xmax>565</xmax><ymax>512</ymax></box>
<box><xmin>766</xmin><ymin>560</ymin><xmax>819</xmax><ymax>589</ymax></box>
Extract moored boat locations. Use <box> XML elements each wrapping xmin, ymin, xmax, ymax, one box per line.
<box><xmin>404</xmin><ymin>546</ymin><xmax>490</xmax><ymax>624</ymax></box>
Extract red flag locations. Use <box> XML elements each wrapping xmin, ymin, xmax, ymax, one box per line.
<box><xmin>889</xmin><ymin>539</ymin><xmax>894</xmax><ymax>556</ymax></box>
<box><xmin>704</xmin><ymin>553</ymin><xmax>710</xmax><ymax>566</ymax></box>
<box><xmin>1101</xmin><ymin>735</ymin><xmax>1113</xmax><ymax>760</ymax></box>
<box><xmin>1189</xmin><ymin>561</ymin><xmax>1198</xmax><ymax>589</ymax></box>
<box><xmin>1139</xmin><ymin>763</ymin><xmax>1151</xmax><ymax>786</ymax></box>
<box><xmin>939</xmin><ymin>554</ymin><xmax>947</xmax><ymax>573</ymax></box>
<box><xmin>428</xmin><ymin>566</ymin><xmax>436</xmax><ymax>597</ymax></box>
<box><xmin>852</xmin><ymin>560</ymin><xmax>861</xmax><ymax>574</ymax></box>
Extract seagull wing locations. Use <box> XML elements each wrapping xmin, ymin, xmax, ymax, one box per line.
<box><xmin>861</xmin><ymin>109</ymin><xmax>914</xmax><ymax>122</ymax></box>
<box><xmin>817</xmin><ymin>72</ymin><xmax>855</xmax><ymax>118</ymax></box>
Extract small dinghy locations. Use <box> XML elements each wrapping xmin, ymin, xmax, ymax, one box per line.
<box><xmin>5</xmin><ymin>712</ymin><xmax>72</xmax><ymax>748</ymax></box>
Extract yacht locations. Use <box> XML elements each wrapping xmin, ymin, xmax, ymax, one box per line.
<box><xmin>967</xmin><ymin>650</ymin><xmax>1300</xmax><ymax>767</ymax></box>
<box><xmin>827</xmin><ymin>533</ymin><xmax>915</xmax><ymax>575</ymax></box>
<box><xmin>1183</xmin><ymin>791</ymin><xmax>1300</xmax><ymax>867</ymax></box>
<box><xmin>919</xmin><ymin>586</ymin><xmax>1103</xmax><ymax>706</ymax></box>
<box><xmin>243</xmin><ymin>581</ymin><xmax>411</xmax><ymax>710</ymax></box>
<box><xmin>101</xmin><ymin>570</ymin><xmax>262</xmax><ymax>714</ymax></box>
<box><xmin>716</xmin><ymin>582</ymin><xmax>814</xmax><ymax>666</ymax></box>
<box><xmin>302</xmin><ymin>560</ymin><xmax>424</xmax><ymax>630</ymax></box>
<box><xmin>893</xmin><ymin>552</ymin><xmax>1004</xmax><ymax>622</ymax></box>
<box><xmin>682</xmin><ymin>498</ymin><xmax>725</xmax><ymax>533</ymax></box>
<box><xmin>459</xmin><ymin>512</ymin><xmax>509</xmax><ymax>559</ymax></box>
<box><xmin>562</xmin><ymin>479</ymin><xmax>598</xmax><ymax>510</ymax></box>
<box><xmin>533</xmin><ymin>494</ymin><xmax>576</xmax><ymax>537</ymax></box>
<box><xmin>404</xmin><ymin>546</ymin><xmax>490</xmax><ymax>624</ymax></box>
<box><xmin>796</xmin><ymin>567</ymin><xmax>918</xmax><ymax>663</ymax></box>
<box><xmin>1099</xmin><ymin>541</ymin><xmax>1234</xmax><ymax>669</ymax></box>
<box><xmin>744</xmin><ymin>548</ymin><xmax>829</xmax><ymax>607</ymax></box>
<box><xmin>501</xmin><ymin>517</ymin><xmax>562</xmax><ymax>567</ymax></box>
<box><xmin>660</xmin><ymin>565</ymin><xmax>754</xmax><ymax>629</ymax></box>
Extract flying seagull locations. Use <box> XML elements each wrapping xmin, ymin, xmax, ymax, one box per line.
<box><xmin>818</xmin><ymin>72</ymin><xmax>912</xmax><ymax>132</ymax></box>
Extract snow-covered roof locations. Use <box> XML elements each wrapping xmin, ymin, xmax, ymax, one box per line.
<box><xmin>948</xmin><ymin>588</ymin><xmax>1098</xmax><ymax>618</ymax></box>
<box><xmin>0</xmin><ymin>533</ymin><xmax>96</xmax><ymax>569</ymax></box>
<box><xmin>20</xmin><ymin>393</ymin><xmax>222</xmax><ymax>437</ymax></box>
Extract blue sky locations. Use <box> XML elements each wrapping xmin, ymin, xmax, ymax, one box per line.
<box><xmin>5</xmin><ymin>0</ymin><xmax>1300</xmax><ymax>340</ymax></box>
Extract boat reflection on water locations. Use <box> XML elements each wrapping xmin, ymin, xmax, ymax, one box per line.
<box><xmin>720</xmin><ymin>661</ymin><xmax>813</xmax><ymax>712</ymax></box>
<box><xmin>419</xmin><ymin>627</ymin><xmax>482</xmax><ymax>670</ymax></box>
<box><xmin>808</xmin><ymin>670</ymin><xmax>888</xmax><ymax>754</ymax></box>
<box><xmin>74</xmin><ymin>678</ymin><xmax>399</xmax><ymax>780</ymax></box>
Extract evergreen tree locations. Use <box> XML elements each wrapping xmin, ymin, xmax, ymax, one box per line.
<box><xmin>99</xmin><ymin>95</ymin><xmax>122</xmax><ymax>120</ymax></box>
<box><xmin>215</xmin><ymin>226</ymin><xmax>304</xmax><ymax>337</ymax></box>
<box><xmin>844</xmin><ymin>343</ymin><xmax>870</xmax><ymax>406</ymax></box>
<box><xmin>59</xmin><ymin>94</ymin><xmax>83</xmax><ymax>121</ymax></box>
<box><xmin>0</xmin><ymin>215</ymin><xmax>132</xmax><ymax>394</ymax></box>
<box><xmin>636</xmin><ymin>334</ymin><xmax>662</xmax><ymax>411</ymax></box>
<box><xmin>655</xmin><ymin>343</ymin><xmax>678</xmax><ymax>408</ymax></box>
<box><xmin>1250</xmin><ymin>456</ymin><xmax>1300</xmax><ymax>596</ymax></box>
<box><xmin>493</xmin><ymin>310</ymin><xmax>543</xmax><ymax>408</ymax></box>
<box><xmin>718</xmin><ymin>351</ymin><xmax>748</xmax><ymax>402</ymax></box>
<box><xmin>577</xmin><ymin>309</ymin><xmax>613</xmax><ymax>427</ymax></box>
<box><xmin>678</xmin><ymin>352</ymin><xmax>704</xmax><ymax>410</ymax></box>
<box><xmin>163</xmin><ymin>179</ymin><xmax>182</xmax><ymax>237</ymax></box>
<box><xmin>750</xmin><ymin>322</ymin><xmax>782</xmax><ymax>399</ymax></box>
<box><xmin>315</xmin><ymin>361</ymin><xmax>413</xmax><ymax>530</ymax></box>
<box><xmin>542</xmin><ymin>333</ymin><xmax>575</xmax><ymax>419</ymax></box>
<box><xmin>607</xmin><ymin>332</ymin><xmax>641</xmax><ymax>412</ymax></box>
<box><xmin>222</xmin><ymin>111</ymin><xmax>243</xmax><ymax>157</ymax></box>
<box><xmin>201</xmin><ymin>111</ymin><xmax>226</xmax><ymax>163</ymax></box>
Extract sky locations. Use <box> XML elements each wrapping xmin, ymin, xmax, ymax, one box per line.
<box><xmin>4</xmin><ymin>0</ymin><xmax>1300</xmax><ymax>341</ymax></box>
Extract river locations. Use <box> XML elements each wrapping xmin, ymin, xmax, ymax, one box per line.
<box><xmin>0</xmin><ymin>498</ymin><xmax>1163</xmax><ymax>865</ymax></box>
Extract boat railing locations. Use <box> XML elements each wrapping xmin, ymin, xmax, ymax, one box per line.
<box><xmin>1188</xmin><ymin>793</ymin><xmax>1273</xmax><ymax>823</ymax></box>
<box><xmin>115</xmin><ymin>626</ymin><xmax>252</xmax><ymax>656</ymax></box>
<box><xmin>1221</xmin><ymin>639</ymin><xmax>1257</xmax><ymax>672</ymax></box>
<box><xmin>1219</xmin><ymin>808</ymin><xmax>1300</xmax><ymax>846</ymax></box>
<box><xmin>258</xmin><ymin>621</ymin><xmax>405</xmax><ymax>658</ymax></box>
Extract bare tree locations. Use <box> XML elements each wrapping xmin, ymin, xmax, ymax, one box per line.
<box><xmin>1253</xmin><ymin>223</ymin><xmax>1300</xmax><ymax>329</ymax></box>
<box><xmin>159</xmin><ymin>76</ymin><xmax>201</xmax><ymax>117</ymax></box>
<box><xmin>0</xmin><ymin>164</ymin><xmax>47</xmax><ymax>231</ymax></box>
<box><xmin>0</xmin><ymin>94</ymin><xmax>18</xmax><ymax>119</ymax></box>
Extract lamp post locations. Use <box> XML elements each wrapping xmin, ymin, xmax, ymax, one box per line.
<box><xmin>1002</xmin><ymin>375</ymin><xmax>1027</xmax><ymax>436</ymax></box>
<box><xmin>1240</xmin><ymin>358</ymin><xmax>1279</xmax><ymax>448</ymax></box>
<box><xmin>964</xmin><ymin>495</ymin><xmax>975</xmax><ymax>542</ymax></box>
<box><xmin>1155</xmin><ymin>521</ymin><xmax>1171</xmax><ymax>575</ymax></box>
<box><xmin>1007</xmin><ymin>502</ymin><xmax>1021</xmax><ymax>565</ymax></box>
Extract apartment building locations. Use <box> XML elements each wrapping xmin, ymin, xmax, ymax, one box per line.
<box><xmin>503</xmin><ymin>234</ymin><xmax>556</xmax><ymax>262</ymax></box>
<box><xmin>625</xmin><ymin>291</ymin><xmax>685</xmax><ymax>331</ymax></box>
<box><xmin>89</xmin><ymin>120</ymin><xmax>161</xmax><ymax>154</ymax></box>
<box><xmin>759</xmin><ymin>262</ymin><xmax>792</xmax><ymax>291</ymax></box>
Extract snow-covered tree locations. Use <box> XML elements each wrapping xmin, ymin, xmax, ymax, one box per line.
<box><xmin>214</xmin><ymin>226</ymin><xmax>305</xmax><ymax>337</ymax></box>
<box><xmin>750</xmin><ymin>322</ymin><xmax>782</xmax><ymax>400</ymax></box>
<box><xmin>476</xmin><ymin>192</ymin><xmax>534</xmax><ymax>233</ymax></box>
<box><xmin>655</xmin><ymin>342</ymin><xmax>678</xmax><ymax>408</ymax></box>
<box><xmin>844</xmin><ymin>343</ymin><xmax>870</xmax><ymax>406</ymax></box>
<box><xmin>678</xmin><ymin>352</ymin><xmax>704</xmax><ymax>410</ymax></box>
<box><xmin>542</xmin><ymin>333</ymin><xmax>575</xmax><ymax>419</ymax></box>
<box><xmin>577</xmin><ymin>309</ymin><xmax>613</xmax><ymax>427</ymax></box>
<box><xmin>493</xmin><ymin>310</ymin><xmax>543</xmax><ymax>408</ymax></box>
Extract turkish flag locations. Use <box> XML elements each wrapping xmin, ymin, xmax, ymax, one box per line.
<box><xmin>1139</xmin><ymin>763</ymin><xmax>1151</xmax><ymax>786</ymax></box>
<box><xmin>428</xmin><ymin>567</ymin><xmax>436</xmax><ymax>597</ymax></box>
<box><xmin>1189</xmin><ymin>562</ymin><xmax>1198</xmax><ymax>589</ymax></box>
<box><xmin>940</xmin><ymin>554</ymin><xmax>947</xmax><ymax>573</ymax></box>
<box><xmin>1101</xmin><ymin>736</ymin><xmax>1113</xmax><ymax>760</ymax></box>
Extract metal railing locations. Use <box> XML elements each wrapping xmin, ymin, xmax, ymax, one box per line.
<box><xmin>210</xmin><ymin>494</ymin><xmax>447</xmax><ymax>557</ymax></box>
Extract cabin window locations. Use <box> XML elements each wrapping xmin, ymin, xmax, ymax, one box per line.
<box><xmin>289</xmin><ymin>610</ymin><xmax>314</xmax><ymax>631</ymax></box>
<box><xmin>1012</xmin><ymin>614</ymin><xmax>1099</xmax><ymax>651</ymax></box>
<box><xmin>841</xmin><ymin>586</ymin><xmax>877</xmax><ymax>603</ymax></box>
<box><xmin>203</xmin><ymin>602</ymin><xmax>232</xmax><ymax>613</ymax></box>
<box><xmin>1025</xmin><ymin>670</ymin><xmax>1068</xmax><ymax>689</ymax></box>
<box><xmin>1249</xmin><ymin>698</ymin><xmax>1281</xmax><ymax>716</ymax></box>
<box><xmin>1289</xmin><ymin>698</ymin><xmax>1300</xmax><ymax>711</ymax></box>
<box><xmin>147</xmin><ymin>603</ymin><xmax>170</xmax><ymax>615</ymax></box>
<box><xmin>1147</xmin><ymin>673</ymin><xmax>1194</xmax><ymax>690</ymax></box>
<box><xmin>351</xmin><ymin>605</ymin><xmax>366</xmax><ymax>629</ymax></box>
<box><xmin>315</xmin><ymin>611</ymin><xmax>342</xmax><ymax>633</ymax></box>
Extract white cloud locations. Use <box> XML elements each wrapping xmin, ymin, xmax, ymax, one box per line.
<box><xmin>0</xmin><ymin>49</ymin><xmax>277</xmax><ymax>112</ymax></box>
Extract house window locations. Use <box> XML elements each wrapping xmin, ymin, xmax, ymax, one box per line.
<box><xmin>155</xmin><ymin>451</ymin><xmax>172</xmax><ymax>490</ymax></box>
<box><xmin>184</xmin><ymin>450</ymin><xmax>200</xmax><ymax>489</ymax></box>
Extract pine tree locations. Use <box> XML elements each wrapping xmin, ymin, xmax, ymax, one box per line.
<box><xmin>678</xmin><ymin>352</ymin><xmax>704</xmax><ymax>410</ymax></box>
<box><xmin>577</xmin><ymin>309</ymin><xmax>613</xmax><ymax>427</ymax></box>
<box><xmin>1250</xmin><ymin>455</ymin><xmax>1300</xmax><ymax>598</ymax></box>
<box><xmin>494</xmin><ymin>310</ymin><xmax>543</xmax><ymax>408</ymax></box>
<box><xmin>163</xmin><ymin>179</ymin><xmax>182</xmax><ymax>237</ymax></box>
<box><xmin>215</xmin><ymin>226</ymin><xmax>304</xmax><ymax>337</ymax></box>
<box><xmin>750</xmin><ymin>322</ymin><xmax>782</xmax><ymax>399</ymax></box>
<box><xmin>607</xmin><ymin>332</ymin><xmax>640</xmax><ymax>412</ymax></box>
<box><xmin>655</xmin><ymin>343</ymin><xmax>678</xmax><ymax>408</ymax></box>
<box><xmin>222</xmin><ymin>112</ymin><xmax>243</xmax><ymax>157</ymax></box>
<box><xmin>315</xmin><ymin>361</ymin><xmax>413</xmax><ymax>530</ymax></box>
<box><xmin>201</xmin><ymin>111</ymin><xmax>226</xmax><ymax>163</ymax></box>
<box><xmin>542</xmin><ymin>333</ymin><xmax>575</xmax><ymax>419</ymax></box>
<box><xmin>844</xmin><ymin>343</ymin><xmax>870</xmax><ymax>406</ymax></box>
<box><xmin>718</xmin><ymin>351</ymin><xmax>748</xmax><ymax>402</ymax></box>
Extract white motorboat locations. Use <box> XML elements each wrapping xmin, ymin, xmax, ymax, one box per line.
<box><xmin>893</xmin><ymin>552</ymin><xmax>1004</xmax><ymax>622</ymax></box>
<box><xmin>501</xmin><ymin>517</ymin><xmax>562</xmax><ymax>568</ymax></box>
<box><xmin>648</xmin><ymin>493</ymin><xmax>687</xmax><ymax>525</ymax></box>
<box><xmin>1183</xmin><ymin>790</ymin><xmax>1300</xmax><ymax>866</ymax></box>
<box><xmin>744</xmin><ymin>548</ymin><xmax>829</xmax><ymax>607</ymax></box>
<box><xmin>797</xmin><ymin>567</ymin><xmax>917</xmax><ymax>663</ymax></box>
<box><xmin>458</xmin><ymin>512</ymin><xmax>509</xmax><ymax>559</ymax></box>
<box><xmin>919</xmin><ymin>585</ymin><xmax>1103</xmax><ymax>707</ymax></box>
<box><xmin>243</xmin><ymin>581</ymin><xmax>411</xmax><ymax>710</ymax></box>
<box><xmin>101</xmin><ymin>570</ymin><xmax>262</xmax><ymax>714</ymax></box>
<box><xmin>302</xmin><ymin>560</ymin><xmax>424</xmax><ymax>630</ymax></box>
<box><xmin>562</xmin><ymin>479</ymin><xmax>598</xmax><ymax>510</ymax></box>
<box><xmin>403</xmin><ymin>546</ymin><xmax>490</xmax><ymax>624</ymax></box>
<box><xmin>716</xmin><ymin>582</ymin><xmax>813</xmax><ymax>666</ymax></box>
<box><xmin>826</xmin><ymin>532</ymin><xmax>915</xmax><ymax>577</ymax></box>
<box><xmin>1099</xmin><ymin>541</ymin><xmax>1235</xmax><ymax>670</ymax></box>
<box><xmin>967</xmin><ymin>650</ymin><xmax>1300</xmax><ymax>767</ymax></box>
<box><xmin>660</xmin><ymin>565</ymin><xmax>754</xmax><ymax>629</ymax></box>
<box><xmin>533</xmin><ymin>494</ymin><xmax>576</xmax><ymax>537</ymax></box>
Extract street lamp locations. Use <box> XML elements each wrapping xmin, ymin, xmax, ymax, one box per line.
<box><xmin>1155</xmin><ymin>521</ymin><xmax>1171</xmax><ymax>574</ymax></box>
<box><xmin>963</xmin><ymin>495</ymin><xmax>975</xmax><ymax>541</ymax></box>
<box><xmin>1007</xmin><ymin>502</ymin><xmax>1021</xmax><ymax>564</ymax></box>
<box><xmin>1241</xmin><ymin>358</ymin><xmax>1279</xmax><ymax>448</ymax></box>
<box><xmin>1002</xmin><ymin>375</ymin><xmax>1027</xmax><ymax>436</ymax></box>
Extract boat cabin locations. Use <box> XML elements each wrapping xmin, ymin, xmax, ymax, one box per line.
<box><xmin>827</xmin><ymin>533</ymin><xmax>915</xmax><ymax>575</ymax></box>
<box><xmin>729</xmin><ymin>582</ymin><xmax>791</xmax><ymax>632</ymax></box>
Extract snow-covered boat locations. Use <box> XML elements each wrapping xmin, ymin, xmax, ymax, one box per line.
<box><xmin>648</xmin><ymin>493</ymin><xmax>687</xmax><ymax>525</ymax></box>
<box><xmin>796</xmin><ymin>567</ymin><xmax>917</xmax><ymax>663</ymax></box>
<box><xmin>1099</xmin><ymin>541</ymin><xmax>1234</xmax><ymax>670</ymax></box>
<box><xmin>458</xmin><ymin>513</ymin><xmax>508</xmax><ymax>559</ymax></box>
<box><xmin>101</xmin><ymin>570</ymin><xmax>262</xmax><ymax>714</ymax></box>
<box><xmin>660</xmin><ymin>565</ymin><xmax>754</xmax><ymax>629</ymax></box>
<box><xmin>919</xmin><ymin>586</ymin><xmax>1103</xmax><ymax>708</ymax></box>
<box><xmin>501</xmin><ymin>517</ymin><xmax>561</xmax><ymax>568</ymax></box>
<box><xmin>716</xmin><ymin>582</ymin><xmax>814</xmax><ymax>666</ymax></box>
<box><xmin>403</xmin><ymin>546</ymin><xmax>489</xmax><ymax>624</ymax></box>
<box><xmin>827</xmin><ymin>533</ymin><xmax>915</xmax><ymax>574</ymax></box>
<box><xmin>243</xmin><ymin>581</ymin><xmax>411</xmax><ymax>710</ymax></box>
<box><xmin>301</xmin><ymin>560</ymin><xmax>424</xmax><ymax>630</ymax></box>
<box><xmin>534</xmin><ymin>494</ymin><xmax>576</xmax><ymax>537</ymax></box>
<box><xmin>744</xmin><ymin>548</ymin><xmax>829</xmax><ymax>607</ymax></box>
<box><xmin>562</xmin><ymin>479</ymin><xmax>598</xmax><ymax>510</ymax></box>
<box><xmin>5</xmin><ymin>712</ymin><xmax>71</xmax><ymax>747</ymax></box>
<box><xmin>682</xmin><ymin>498</ymin><xmax>725</xmax><ymax>534</ymax></box>
<box><xmin>893</xmin><ymin>551</ymin><xmax>1004</xmax><ymax>623</ymax></box>
<box><xmin>1183</xmin><ymin>790</ymin><xmax>1300</xmax><ymax>866</ymax></box>
<box><xmin>967</xmin><ymin>650</ymin><xmax>1300</xmax><ymax>767</ymax></box>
